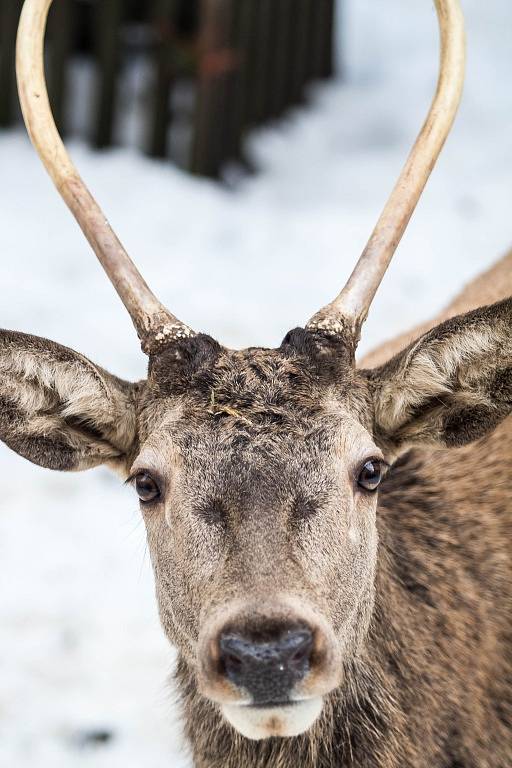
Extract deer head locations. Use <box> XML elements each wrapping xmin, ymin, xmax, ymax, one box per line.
<box><xmin>3</xmin><ymin>0</ymin><xmax>511</xmax><ymax>742</ymax></box>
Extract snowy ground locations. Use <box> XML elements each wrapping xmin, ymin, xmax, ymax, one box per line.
<box><xmin>0</xmin><ymin>1</ymin><xmax>511</xmax><ymax>766</ymax></box>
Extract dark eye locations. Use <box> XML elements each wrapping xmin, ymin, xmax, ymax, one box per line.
<box><xmin>135</xmin><ymin>472</ymin><xmax>160</xmax><ymax>503</ymax></box>
<box><xmin>357</xmin><ymin>459</ymin><xmax>386</xmax><ymax>492</ymax></box>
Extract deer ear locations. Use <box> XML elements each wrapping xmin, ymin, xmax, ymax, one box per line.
<box><xmin>366</xmin><ymin>298</ymin><xmax>512</xmax><ymax>451</ymax></box>
<box><xmin>0</xmin><ymin>330</ymin><xmax>139</xmax><ymax>472</ymax></box>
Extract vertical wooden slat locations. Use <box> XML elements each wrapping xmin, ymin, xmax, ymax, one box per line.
<box><xmin>224</xmin><ymin>0</ymin><xmax>243</xmax><ymax>160</ymax></box>
<box><xmin>213</xmin><ymin>0</ymin><xmax>236</xmax><ymax>172</ymax></box>
<box><xmin>320</xmin><ymin>0</ymin><xmax>335</xmax><ymax>79</ymax></box>
<box><xmin>219</xmin><ymin>0</ymin><xmax>240</xmax><ymax>163</ymax></box>
<box><xmin>190</xmin><ymin>0</ymin><xmax>234</xmax><ymax>177</ymax></box>
<box><xmin>270</xmin><ymin>0</ymin><xmax>290</xmax><ymax>117</ymax></box>
<box><xmin>244</xmin><ymin>0</ymin><xmax>263</xmax><ymax>127</ymax></box>
<box><xmin>281</xmin><ymin>0</ymin><xmax>297</xmax><ymax>112</ymax></box>
<box><xmin>239</xmin><ymin>0</ymin><xmax>259</xmax><ymax>129</ymax></box>
<box><xmin>93</xmin><ymin>0</ymin><xmax>123</xmax><ymax>148</ymax></box>
<box><xmin>252</xmin><ymin>0</ymin><xmax>271</xmax><ymax>125</ymax></box>
<box><xmin>262</xmin><ymin>0</ymin><xmax>279</xmax><ymax>120</ymax></box>
<box><xmin>0</xmin><ymin>0</ymin><xmax>22</xmax><ymax>127</ymax></box>
<box><xmin>302</xmin><ymin>0</ymin><xmax>315</xmax><ymax>90</ymax></box>
<box><xmin>47</xmin><ymin>0</ymin><xmax>72</xmax><ymax>135</ymax></box>
<box><xmin>241</xmin><ymin>0</ymin><xmax>256</xmax><ymax>127</ymax></box>
<box><xmin>190</xmin><ymin>0</ymin><xmax>216</xmax><ymax>175</ymax></box>
<box><xmin>288</xmin><ymin>0</ymin><xmax>309</xmax><ymax>105</ymax></box>
<box><xmin>227</xmin><ymin>0</ymin><xmax>254</xmax><ymax>160</ymax></box>
<box><xmin>306</xmin><ymin>0</ymin><xmax>321</xmax><ymax>81</ymax></box>
<box><xmin>147</xmin><ymin>0</ymin><xmax>176</xmax><ymax>158</ymax></box>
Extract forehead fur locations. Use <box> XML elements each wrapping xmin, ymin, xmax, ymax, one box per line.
<box><xmin>140</xmin><ymin>329</ymin><xmax>371</xmax><ymax>437</ymax></box>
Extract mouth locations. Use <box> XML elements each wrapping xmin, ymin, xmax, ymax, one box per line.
<box><xmin>221</xmin><ymin>697</ymin><xmax>323</xmax><ymax>740</ymax></box>
<box><xmin>247</xmin><ymin>700</ymin><xmax>301</xmax><ymax>709</ymax></box>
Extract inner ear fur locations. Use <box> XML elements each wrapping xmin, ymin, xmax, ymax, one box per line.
<box><xmin>0</xmin><ymin>330</ymin><xmax>139</xmax><ymax>471</ymax></box>
<box><xmin>364</xmin><ymin>298</ymin><xmax>512</xmax><ymax>450</ymax></box>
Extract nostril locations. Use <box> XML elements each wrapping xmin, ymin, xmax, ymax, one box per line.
<box><xmin>283</xmin><ymin>629</ymin><xmax>313</xmax><ymax>670</ymax></box>
<box><xmin>291</xmin><ymin>645</ymin><xmax>308</xmax><ymax>663</ymax></box>
<box><xmin>218</xmin><ymin>634</ymin><xmax>251</xmax><ymax>681</ymax></box>
<box><xmin>223</xmin><ymin>650</ymin><xmax>243</xmax><ymax>673</ymax></box>
<box><xmin>289</xmin><ymin>642</ymin><xmax>311</xmax><ymax>666</ymax></box>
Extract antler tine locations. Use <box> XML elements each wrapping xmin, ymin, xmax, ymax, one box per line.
<box><xmin>307</xmin><ymin>0</ymin><xmax>466</xmax><ymax>342</ymax></box>
<box><xmin>16</xmin><ymin>0</ymin><xmax>195</xmax><ymax>355</ymax></box>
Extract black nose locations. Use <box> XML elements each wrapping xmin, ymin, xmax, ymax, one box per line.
<box><xmin>218</xmin><ymin>625</ymin><xmax>314</xmax><ymax>705</ymax></box>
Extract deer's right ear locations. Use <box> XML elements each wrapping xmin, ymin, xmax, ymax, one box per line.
<box><xmin>365</xmin><ymin>298</ymin><xmax>512</xmax><ymax>452</ymax></box>
<box><xmin>0</xmin><ymin>330</ymin><xmax>139</xmax><ymax>472</ymax></box>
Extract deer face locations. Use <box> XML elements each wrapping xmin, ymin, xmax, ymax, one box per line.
<box><xmin>1</xmin><ymin>301</ymin><xmax>511</xmax><ymax>739</ymax></box>
<box><xmin>11</xmin><ymin>0</ymin><xmax>503</xmax><ymax>746</ymax></box>
<box><xmin>134</xmin><ymin>332</ymin><xmax>380</xmax><ymax>738</ymax></box>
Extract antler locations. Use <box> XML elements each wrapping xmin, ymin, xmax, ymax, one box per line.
<box><xmin>16</xmin><ymin>0</ymin><xmax>195</xmax><ymax>355</ymax></box>
<box><xmin>307</xmin><ymin>0</ymin><xmax>466</xmax><ymax>342</ymax></box>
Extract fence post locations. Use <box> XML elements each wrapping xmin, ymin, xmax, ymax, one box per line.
<box><xmin>93</xmin><ymin>0</ymin><xmax>123</xmax><ymax>148</ymax></box>
<box><xmin>251</xmin><ymin>0</ymin><xmax>272</xmax><ymax>125</ymax></box>
<box><xmin>238</xmin><ymin>0</ymin><xmax>258</xmax><ymax>130</ymax></box>
<box><xmin>308</xmin><ymin>0</ymin><xmax>335</xmax><ymax>81</ymax></box>
<box><xmin>221</xmin><ymin>0</ymin><xmax>244</xmax><ymax>162</ymax></box>
<box><xmin>224</xmin><ymin>0</ymin><xmax>243</xmax><ymax>160</ymax></box>
<box><xmin>270</xmin><ymin>0</ymin><xmax>291</xmax><ymax>117</ymax></box>
<box><xmin>47</xmin><ymin>0</ymin><xmax>72</xmax><ymax>135</ymax></box>
<box><xmin>0</xmin><ymin>0</ymin><xmax>22</xmax><ymax>127</ymax></box>
<box><xmin>147</xmin><ymin>0</ymin><xmax>177</xmax><ymax>158</ymax></box>
<box><xmin>320</xmin><ymin>0</ymin><xmax>335</xmax><ymax>78</ymax></box>
<box><xmin>288</xmin><ymin>0</ymin><xmax>309</xmax><ymax>105</ymax></box>
<box><xmin>190</xmin><ymin>0</ymin><xmax>236</xmax><ymax>177</ymax></box>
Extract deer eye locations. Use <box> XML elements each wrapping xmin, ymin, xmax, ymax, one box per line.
<box><xmin>134</xmin><ymin>472</ymin><xmax>160</xmax><ymax>503</ymax></box>
<box><xmin>357</xmin><ymin>459</ymin><xmax>386</xmax><ymax>492</ymax></box>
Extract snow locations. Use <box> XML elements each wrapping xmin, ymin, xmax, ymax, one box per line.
<box><xmin>0</xmin><ymin>0</ymin><xmax>511</xmax><ymax>765</ymax></box>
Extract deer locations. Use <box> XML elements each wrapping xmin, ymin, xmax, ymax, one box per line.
<box><xmin>2</xmin><ymin>0</ymin><xmax>511</xmax><ymax>765</ymax></box>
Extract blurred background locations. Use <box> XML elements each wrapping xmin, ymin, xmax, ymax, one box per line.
<box><xmin>0</xmin><ymin>1</ymin><xmax>511</xmax><ymax>766</ymax></box>
<box><xmin>1</xmin><ymin>0</ymin><xmax>335</xmax><ymax>176</ymax></box>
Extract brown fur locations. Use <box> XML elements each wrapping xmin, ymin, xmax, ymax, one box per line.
<box><xmin>0</xmin><ymin>330</ymin><xmax>138</xmax><ymax>471</ymax></box>
<box><xmin>0</xmin><ymin>253</ymin><xmax>511</xmax><ymax>766</ymax></box>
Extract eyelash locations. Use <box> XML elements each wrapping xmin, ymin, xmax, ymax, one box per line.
<box><xmin>125</xmin><ymin>469</ymin><xmax>156</xmax><ymax>485</ymax></box>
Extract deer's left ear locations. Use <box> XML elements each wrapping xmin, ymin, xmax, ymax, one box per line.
<box><xmin>365</xmin><ymin>298</ymin><xmax>512</xmax><ymax>451</ymax></box>
<box><xmin>0</xmin><ymin>330</ymin><xmax>139</xmax><ymax>472</ymax></box>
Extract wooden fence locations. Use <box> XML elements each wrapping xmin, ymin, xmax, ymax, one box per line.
<box><xmin>0</xmin><ymin>0</ymin><xmax>336</xmax><ymax>177</ymax></box>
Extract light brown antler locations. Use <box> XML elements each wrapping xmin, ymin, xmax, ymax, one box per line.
<box><xmin>16</xmin><ymin>0</ymin><xmax>194</xmax><ymax>355</ymax></box>
<box><xmin>307</xmin><ymin>0</ymin><xmax>466</xmax><ymax>342</ymax></box>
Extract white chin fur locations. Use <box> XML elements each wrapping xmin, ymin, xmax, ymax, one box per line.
<box><xmin>221</xmin><ymin>698</ymin><xmax>323</xmax><ymax>740</ymax></box>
